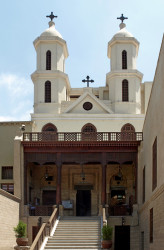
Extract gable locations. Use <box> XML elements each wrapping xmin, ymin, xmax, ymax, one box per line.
<box><xmin>64</xmin><ymin>91</ymin><xmax>113</xmax><ymax>114</ymax></box>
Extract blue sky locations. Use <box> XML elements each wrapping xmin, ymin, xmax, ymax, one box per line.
<box><xmin>0</xmin><ymin>0</ymin><xmax>164</xmax><ymax>121</ymax></box>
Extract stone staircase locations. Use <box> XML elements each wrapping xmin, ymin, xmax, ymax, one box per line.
<box><xmin>44</xmin><ymin>216</ymin><xmax>101</xmax><ymax>250</ymax></box>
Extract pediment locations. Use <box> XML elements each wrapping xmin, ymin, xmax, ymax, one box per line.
<box><xmin>64</xmin><ymin>91</ymin><xmax>113</xmax><ymax>114</ymax></box>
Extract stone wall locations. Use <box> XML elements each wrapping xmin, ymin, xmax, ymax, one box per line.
<box><xmin>0</xmin><ymin>189</ymin><xmax>20</xmax><ymax>250</ymax></box>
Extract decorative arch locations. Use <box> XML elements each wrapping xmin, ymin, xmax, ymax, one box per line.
<box><xmin>42</xmin><ymin>123</ymin><xmax>58</xmax><ymax>141</ymax></box>
<box><xmin>46</xmin><ymin>50</ymin><xmax>51</xmax><ymax>70</ymax></box>
<box><xmin>122</xmin><ymin>79</ymin><xmax>129</xmax><ymax>102</ymax></box>
<box><xmin>121</xmin><ymin>123</ymin><xmax>136</xmax><ymax>141</ymax></box>
<box><xmin>42</xmin><ymin>123</ymin><xmax>57</xmax><ymax>132</ymax></box>
<box><xmin>121</xmin><ymin>123</ymin><xmax>135</xmax><ymax>133</ymax></box>
<box><xmin>81</xmin><ymin>123</ymin><xmax>97</xmax><ymax>141</ymax></box>
<box><xmin>122</xmin><ymin>50</ymin><xmax>127</xmax><ymax>69</ymax></box>
<box><xmin>45</xmin><ymin>81</ymin><xmax>51</xmax><ymax>103</ymax></box>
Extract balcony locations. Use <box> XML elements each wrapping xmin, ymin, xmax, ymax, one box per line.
<box><xmin>23</xmin><ymin>132</ymin><xmax>143</xmax><ymax>142</ymax></box>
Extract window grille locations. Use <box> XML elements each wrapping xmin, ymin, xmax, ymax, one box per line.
<box><xmin>2</xmin><ymin>166</ymin><xmax>13</xmax><ymax>179</ymax></box>
<box><xmin>45</xmin><ymin>81</ymin><xmax>51</xmax><ymax>103</ymax></box>
<box><xmin>82</xmin><ymin>123</ymin><xmax>97</xmax><ymax>133</ymax></box>
<box><xmin>122</xmin><ymin>79</ymin><xmax>129</xmax><ymax>102</ymax></box>
<box><xmin>42</xmin><ymin>123</ymin><xmax>57</xmax><ymax>132</ymax></box>
<box><xmin>122</xmin><ymin>50</ymin><xmax>127</xmax><ymax>69</ymax></box>
<box><xmin>46</xmin><ymin>50</ymin><xmax>51</xmax><ymax>70</ymax></box>
<box><xmin>1</xmin><ymin>183</ymin><xmax>14</xmax><ymax>194</ymax></box>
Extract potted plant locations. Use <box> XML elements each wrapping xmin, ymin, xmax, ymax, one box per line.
<box><xmin>101</xmin><ymin>224</ymin><xmax>113</xmax><ymax>249</ymax></box>
<box><xmin>14</xmin><ymin>221</ymin><xmax>28</xmax><ymax>246</ymax></box>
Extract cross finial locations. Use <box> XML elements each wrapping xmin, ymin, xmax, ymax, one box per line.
<box><xmin>46</xmin><ymin>12</ymin><xmax>58</xmax><ymax>21</ymax></box>
<box><xmin>82</xmin><ymin>75</ymin><xmax>94</xmax><ymax>88</ymax></box>
<box><xmin>117</xmin><ymin>14</ymin><xmax>128</xmax><ymax>23</ymax></box>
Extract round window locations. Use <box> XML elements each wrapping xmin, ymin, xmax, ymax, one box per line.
<box><xmin>83</xmin><ymin>102</ymin><xmax>93</xmax><ymax>111</ymax></box>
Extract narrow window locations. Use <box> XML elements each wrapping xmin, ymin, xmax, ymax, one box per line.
<box><xmin>122</xmin><ymin>50</ymin><xmax>127</xmax><ymax>69</ymax></box>
<box><xmin>45</xmin><ymin>81</ymin><xmax>51</xmax><ymax>103</ymax></box>
<box><xmin>122</xmin><ymin>79</ymin><xmax>129</xmax><ymax>102</ymax></box>
<box><xmin>46</xmin><ymin>50</ymin><xmax>51</xmax><ymax>70</ymax></box>
<box><xmin>143</xmin><ymin>166</ymin><xmax>145</xmax><ymax>203</ymax></box>
<box><xmin>150</xmin><ymin>208</ymin><xmax>153</xmax><ymax>243</ymax></box>
<box><xmin>152</xmin><ymin>137</ymin><xmax>157</xmax><ymax>191</ymax></box>
<box><xmin>1</xmin><ymin>183</ymin><xmax>14</xmax><ymax>194</ymax></box>
<box><xmin>2</xmin><ymin>166</ymin><xmax>13</xmax><ymax>179</ymax></box>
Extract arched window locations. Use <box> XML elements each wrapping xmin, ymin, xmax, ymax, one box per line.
<box><xmin>122</xmin><ymin>50</ymin><xmax>127</xmax><ymax>69</ymax></box>
<box><xmin>122</xmin><ymin>79</ymin><xmax>129</xmax><ymax>102</ymax></box>
<box><xmin>45</xmin><ymin>81</ymin><xmax>51</xmax><ymax>103</ymax></box>
<box><xmin>81</xmin><ymin>123</ymin><xmax>97</xmax><ymax>141</ymax></box>
<box><xmin>42</xmin><ymin>123</ymin><xmax>57</xmax><ymax>132</ymax></box>
<box><xmin>121</xmin><ymin>123</ymin><xmax>136</xmax><ymax>141</ymax></box>
<box><xmin>121</xmin><ymin>123</ymin><xmax>135</xmax><ymax>133</ymax></box>
<box><xmin>46</xmin><ymin>50</ymin><xmax>51</xmax><ymax>70</ymax></box>
<box><xmin>42</xmin><ymin>123</ymin><xmax>58</xmax><ymax>141</ymax></box>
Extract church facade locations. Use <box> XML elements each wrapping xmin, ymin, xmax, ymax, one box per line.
<box><xmin>1</xmin><ymin>13</ymin><xmax>164</xmax><ymax>250</ymax></box>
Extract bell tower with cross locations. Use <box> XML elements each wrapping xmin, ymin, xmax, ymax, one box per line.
<box><xmin>31</xmin><ymin>12</ymin><xmax>70</xmax><ymax>117</ymax></box>
<box><xmin>106</xmin><ymin>14</ymin><xmax>143</xmax><ymax>114</ymax></box>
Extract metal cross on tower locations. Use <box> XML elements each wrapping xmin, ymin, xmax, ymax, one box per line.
<box><xmin>117</xmin><ymin>14</ymin><xmax>128</xmax><ymax>23</ymax></box>
<box><xmin>46</xmin><ymin>12</ymin><xmax>58</xmax><ymax>21</ymax></box>
<box><xmin>82</xmin><ymin>76</ymin><xmax>94</xmax><ymax>87</ymax></box>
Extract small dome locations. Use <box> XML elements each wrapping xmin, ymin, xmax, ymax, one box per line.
<box><xmin>40</xmin><ymin>21</ymin><xmax>62</xmax><ymax>38</ymax></box>
<box><xmin>114</xmin><ymin>28</ymin><xmax>133</xmax><ymax>38</ymax></box>
<box><xmin>114</xmin><ymin>23</ymin><xmax>133</xmax><ymax>38</ymax></box>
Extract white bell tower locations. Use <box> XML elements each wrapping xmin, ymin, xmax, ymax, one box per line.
<box><xmin>31</xmin><ymin>13</ymin><xmax>70</xmax><ymax>115</ymax></box>
<box><xmin>106</xmin><ymin>15</ymin><xmax>143</xmax><ymax>114</ymax></box>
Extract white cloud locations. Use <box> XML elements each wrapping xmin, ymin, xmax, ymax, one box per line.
<box><xmin>0</xmin><ymin>73</ymin><xmax>33</xmax><ymax>121</ymax></box>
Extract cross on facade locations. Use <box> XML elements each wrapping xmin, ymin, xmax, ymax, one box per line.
<box><xmin>82</xmin><ymin>76</ymin><xmax>94</xmax><ymax>87</ymax></box>
<box><xmin>46</xmin><ymin>12</ymin><xmax>58</xmax><ymax>21</ymax></box>
<box><xmin>117</xmin><ymin>14</ymin><xmax>128</xmax><ymax>23</ymax></box>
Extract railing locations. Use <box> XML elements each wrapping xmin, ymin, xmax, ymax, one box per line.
<box><xmin>29</xmin><ymin>205</ymin><xmax>53</xmax><ymax>216</ymax></box>
<box><xmin>109</xmin><ymin>204</ymin><xmax>132</xmax><ymax>216</ymax></box>
<box><xmin>30</xmin><ymin>207</ymin><xmax>59</xmax><ymax>250</ymax></box>
<box><xmin>23</xmin><ymin>132</ymin><xmax>143</xmax><ymax>142</ymax></box>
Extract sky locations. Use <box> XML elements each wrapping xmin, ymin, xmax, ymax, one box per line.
<box><xmin>0</xmin><ymin>0</ymin><xmax>164</xmax><ymax>121</ymax></box>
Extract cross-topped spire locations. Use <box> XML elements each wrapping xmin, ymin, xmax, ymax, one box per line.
<box><xmin>82</xmin><ymin>76</ymin><xmax>94</xmax><ymax>87</ymax></box>
<box><xmin>117</xmin><ymin>14</ymin><xmax>128</xmax><ymax>23</ymax></box>
<box><xmin>46</xmin><ymin>12</ymin><xmax>58</xmax><ymax>21</ymax></box>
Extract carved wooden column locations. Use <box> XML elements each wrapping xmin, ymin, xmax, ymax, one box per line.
<box><xmin>134</xmin><ymin>153</ymin><xmax>138</xmax><ymax>203</ymax></box>
<box><xmin>101</xmin><ymin>153</ymin><xmax>107</xmax><ymax>207</ymax></box>
<box><xmin>56</xmin><ymin>153</ymin><xmax>62</xmax><ymax>205</ymax></box>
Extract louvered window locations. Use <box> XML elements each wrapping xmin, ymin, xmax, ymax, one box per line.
<box><xmin>81</xmin><ymin>123</ymin><xmax>97</xmax><ymax>141</ymax></box>
<box><xmin>152</xmin><ymin>137</ymin><xmax>157</xmax><ymax>191</ymax></box>
<box><xmin>122</xmin><ymin>50</ymin><xmax>127</xmax><ymax>69</ymax></box>
<box><xmin>2</xmin><ymin>166</ymin><xmax>13</xmax><ymax>179</ymax></box>
<box><xmin>46</xmin><ymin>50</ymin><xmax>51</xmax><ymax>70</ymax></box>
<box><xmin>45</xmin><ymin>81</ymin><xmax>51</xmax><ymax>103</ymax></box>
<box><xmin>122</xmin><ymin>79</ymin><xmax>129</xmax><ymax>102</ymax></box>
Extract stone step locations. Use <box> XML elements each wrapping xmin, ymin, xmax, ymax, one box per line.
<box><xmin>45</xmin><ymin>247</ymin><xmax>101</xmax><ymax>249</ymax></box>
<box><xmin>44</xmin><ymin>216</ymin><xmax>101</xmax><ymax>250</ymax></box>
